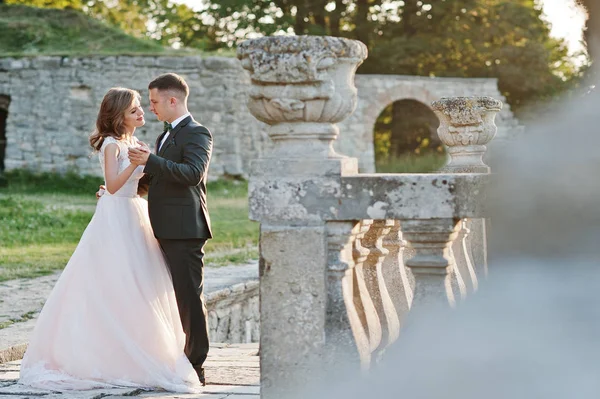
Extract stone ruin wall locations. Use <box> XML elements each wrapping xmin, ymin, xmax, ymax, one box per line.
<box><xmin>0</xmin><ymin>55</ymin><xmax>520</xmax><ymax>178</ymax></box>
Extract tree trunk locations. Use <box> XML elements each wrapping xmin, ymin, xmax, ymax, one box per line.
<box><xmin>355</xmin><ymin>0</ymin><xmax>370</xmax><ymax>47</ymax></box>
<box><xmin>401</xmin><ymin>0</ymin><xmax>420</xmax><ymax>37</ymax></box>
<box><xmin>310</xmin><ymin>0</ymin><xmax>327</xmax><ymax>34</ymax></box>
<box><xmin>294</xmin><ymin>0</ymin><xmax>308</xmax><ymax>34</ymax></box>
<box><xmin>578</xmin><ymin>0</ymin><xmax>599</xmax><ymax>82</ymax></box>
<box><xmin>329</xmin><ymin>0</ymin><xmax>344</xmax><ymax>37</ymax></box>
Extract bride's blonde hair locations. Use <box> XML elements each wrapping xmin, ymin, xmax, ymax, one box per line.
<box><xmin>89</xmin><ymin>88</ymin><xmax>141</xmax><ymax>151</ymax></box>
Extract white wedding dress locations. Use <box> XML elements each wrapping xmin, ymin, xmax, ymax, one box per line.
<box><xmin>19</xmin><ymin>136</ymin><xmax>202</xmax><ymax>393</ymax></box>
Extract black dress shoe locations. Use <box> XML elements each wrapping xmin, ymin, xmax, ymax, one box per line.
<box><xmin>197</xmin><ymin>368</ymin><xmax>206</xmax><ymax>386</ymax></box>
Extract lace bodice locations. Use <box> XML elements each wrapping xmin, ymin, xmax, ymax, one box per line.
<box><xmin>99</xmin><ymin>136</ymin><xmax>145</xmax><ymax>197</ymax></box>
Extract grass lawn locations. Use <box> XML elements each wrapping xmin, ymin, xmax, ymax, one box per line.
<box><xmin>0</xmin><ymin>171</ymin><xmax>258</xmax><ymax>282</ymax></box>
<box><xmin>0</xmin><ymin>4</ymin><xmax>235</xmax><ymax>58</ymax></box>
<box><xmin>375</xmin><ymin>152</ymin><xmax>448</xmax><ymax>173</ymax></box>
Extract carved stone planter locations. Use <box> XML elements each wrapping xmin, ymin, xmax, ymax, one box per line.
<box><xmin>432</xmin><ymin>96</ymin><xmax>502</xmax><ymax>173</ymax></box>
<box><xmin>237</xmin><ymin>36</ymin><xmax>368</xmax><ymax>159</ymax></box>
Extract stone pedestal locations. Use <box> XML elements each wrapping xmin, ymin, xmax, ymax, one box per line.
<box><xmin>239</xmin><ymin>36</ymin><xmax>497</xmax><ymax>397</ymax></box>
<box><xmin>237</xmin><ymin>35</ymin><xmax>368</xmax><ymax>398</ymax></box>
<box><xmin>432</xmin><ymin>96</ymin><xmax>501</xmax><ymax>292</ymax></box>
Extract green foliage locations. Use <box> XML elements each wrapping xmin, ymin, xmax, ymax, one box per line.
<box><xmin>0</xmin><ymin>4</ymin><xmax>168</xmax><ymax>55</ymax></box>
<box><xmin>362</xmin><ymin>0</ymin><xmax>585</xmax><ymax>115</ymax></box>
<box><xmin>197</xmin><ymin>0</ymin><xmax>585</xmax><ymax>115</ymax></box>
<box><xmin>0</xmin><ymin>0</ymin><xmax>588</xmax><ymax>118</ymax></box>
<box><xmin>2</xmin><ymin>0</ymin><xmax>212</xmax><ymax>51</ymax></box>
<box><xmin>5</xmin><ymin>0</ymin><xmax>82</xmax><ymax>8</ymax></box>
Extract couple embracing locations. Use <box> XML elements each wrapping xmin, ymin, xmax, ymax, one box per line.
<box><xmin>19</xmin><ymin>73</ymin><xmax>212</xmax><ymax>393</ymax></box>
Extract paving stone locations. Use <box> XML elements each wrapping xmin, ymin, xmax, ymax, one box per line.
<box><xmin>135</xmin><ymin>394</ymin><xmax>229</xmax><ymax>399</ymax></box>
<box><xmin>0</xmin><ymin>383</ymin><xmax>56</xmax><ymax>395</ymax></box>
<box><xmin>201</xmin><ymin>385</ymin><xmax>260</xmax><ymax>395</ymax></box>
<box><xmin>42</xmin><ymin>388</ymin><xmax>147</xmax><ymax>398</ymax></box>
<box><xmin>0</xmin><ymin>345</ymin><xmax>260</xmax><ymax>397</ymax></box>
<box><xmin>0</xmin><ymin>371</ymin><xmax>18</xmax><ymax>381</ymax></box>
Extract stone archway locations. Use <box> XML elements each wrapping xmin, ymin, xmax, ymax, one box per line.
<box><xmin>335</xmin><ymin>75</ymin><xmax>519</xmax><ymax>173</ymax></box>
<box><xmin>335</xmin><ymin>80</ymin><xmax>443</xmax><ymax>172</ymax></box>
<box><xmin>363</xmin><ymin>83</ymin><xmax>440</xmax><ymax>138</ymax></box>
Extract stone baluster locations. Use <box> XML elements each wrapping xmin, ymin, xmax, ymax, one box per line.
<box><xmin>467</xmin><ymin>217</ymin><xmax>489</xmax><ymax>279</ymax></box>
<box><xmin>402</xmin><ymin>219</ymin><xmax>462</xmax><ymax>307</ymax></box>
<box><xmin>351</xmin><ymin>220</ymin><xmax>382</xmax><ymax>364</ymax></box>
<box><xmin>237</xmin><ymin>35</ymin><xmax>368</xmax><ymax>398</ymax></box>
<box><xmin>450</xmin><ymin>218</ymin><xmax>478</xmax><ymax>292</ymax></box>
<box><xmin>325</xmin><ymin>221</ymin><xmax>369</xmax><ymax>369</ymax></box>
<box><xmin>360</xmin><ymin>219</ymin><xmax>400</xmax><ymax>359</ymax></box>
<box><xmin>381</xmin><ymin>220</ymin><xmax>414</xmax><ymax>324</ymax></box>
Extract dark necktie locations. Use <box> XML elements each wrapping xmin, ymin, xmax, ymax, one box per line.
<box><xmin>159</xmin><ymin>122</ymin><xmax>173</xmax><ymax>152</ymax></box>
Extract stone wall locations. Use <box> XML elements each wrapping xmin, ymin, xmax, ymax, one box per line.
<box><xmin>344</xmin><ymin>74</ymin><xmax>520</xmax><ymax>172</ymax></box>
<box><xmin>207</xmin><ymin>280</ymin><xmax>259</xmax><ymax>344</ymax></box>
<box><xmin>0</xmin><ymin>55</ymin><xmax>520</xmax><ymax>177</ymax></box>
<box><xmin>0</xmin><ymin>55</ymin><xmax>265</xmax><ymax>179</ymax></box>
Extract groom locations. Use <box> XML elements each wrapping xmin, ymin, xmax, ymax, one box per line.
<box><xmin>128</xmin><ymin>73</ymin><xmax>213</xmax><ymax>386</ymax></box>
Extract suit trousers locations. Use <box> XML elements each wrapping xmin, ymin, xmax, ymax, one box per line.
<box><xmin>157</xmin><ymin>238</ymin><xmax>209</xmax><ymax>379</ymax></box>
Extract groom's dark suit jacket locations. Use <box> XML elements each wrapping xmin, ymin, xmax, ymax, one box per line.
<box><xmin>138</xmin><ymin>115</ymin><xmax>213</xmax><ymax>240</ymax></box>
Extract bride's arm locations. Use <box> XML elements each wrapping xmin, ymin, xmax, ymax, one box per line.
<box><xmin>104</xmin><ymin>143</ymin><xmax>139</xmax><ymax>194</ymax></box>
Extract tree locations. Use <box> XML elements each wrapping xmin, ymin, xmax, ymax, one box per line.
<box><xmin>578</xmin><ymin>0</ymin><xmax>597</xmax><ymax>61</ymax></box>
<box><xmin>362</xmin><ymin>0</ymin><xmax>581</xmax><ymax>113</ymax></box>
<box><xmin>4</xmin><ymin>0</ymin><xmax>201</xmax><ymax>44</ymax></box>
<box><xmin>199</xmin><ymin>0</ymin><xmax>582</xmax><ymax>113</ymax></box>
<box><xmin>6</xmin><ymin>0</ymin><xmax>585</xmax><ymax>115</ymax></box>
<box><xmin>576</xmin><ymin>0</ymin><xmax>597</xmax><ymax>87</ymax></box>
<box><xmin>5</xmin><ymin>0</ymin><xmax>83</xmax><ymax>9</ymax></box>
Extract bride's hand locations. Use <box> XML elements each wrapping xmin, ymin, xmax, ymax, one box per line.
<box><xmin>96</xmin><ymin>185</ymin><xmax>106</xmax><ymax>199</ymax></box>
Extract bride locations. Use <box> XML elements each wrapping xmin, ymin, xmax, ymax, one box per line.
<box><xmin>18</xmin><ymin>88</ymin><xmax>202</xmax><ymax>393</ymax></box>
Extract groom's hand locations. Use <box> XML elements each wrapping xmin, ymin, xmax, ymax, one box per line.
<box><xmin>137</xmin><ymin>141</ymin><xmax>150</xmax><ymax>152</ymax></box>
<box><xmin>96</xmin><ymin>185</ymin><xmax>106</xmax><ymax>199</ymax></box>
<box><xmin>129</xmin><ymin>147</ymin><xmax>150</xmax><ymax>166</ymax></box>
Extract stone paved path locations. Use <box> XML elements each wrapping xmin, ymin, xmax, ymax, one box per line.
<box><xmin>0</xmin><ymin>262</ymin><xmax>259</xmax><ymax>362</ymax></box>
<box><xmin>0</xmin><ymin>343</ymin><xmax>259</xmax><ymax>398</ymax></box>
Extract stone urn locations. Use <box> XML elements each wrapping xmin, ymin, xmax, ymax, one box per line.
<box><xmin>237</xmin><ymin>35</ymin><xmax>368</xmax><ymax>159</ymax></box>
<box><xmin>432</xmin><ymin>96</ymin><xmax>502</xmax><ymax>173</ymax></box>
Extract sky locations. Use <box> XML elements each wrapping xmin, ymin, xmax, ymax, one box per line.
<box><xmin>540</xmin><ymin>0</ymin><xmax>587</xmax><ymax>55</ymax></box>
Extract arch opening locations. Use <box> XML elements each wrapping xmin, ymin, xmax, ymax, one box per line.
<box><xmin>373</xmin><ymin>99</ymin><xmax>446</xmax><ymax>173</ymax></box>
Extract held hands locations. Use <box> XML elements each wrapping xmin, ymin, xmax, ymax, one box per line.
<box><xmin>128</xmin><ymin>142</ymin><xmax>150</xmax><ymax>166</ymax></box>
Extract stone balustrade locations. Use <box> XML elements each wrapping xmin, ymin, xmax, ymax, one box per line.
<box><xmin>237</xmin><ymin>35</ymin><xmax>500</xmax><ymax>399</ymax></box>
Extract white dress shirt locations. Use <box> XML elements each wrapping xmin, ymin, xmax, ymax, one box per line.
<box><xmin>158</xmin><ymin>112</ymin><xmax>190</xmax><ymax>152</ymax></box>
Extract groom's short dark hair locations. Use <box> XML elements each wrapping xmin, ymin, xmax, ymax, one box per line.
<box><xmin>149</xmin><ymin>73</ymin><xmax>189</xmax><ymax>100</ymax></box>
